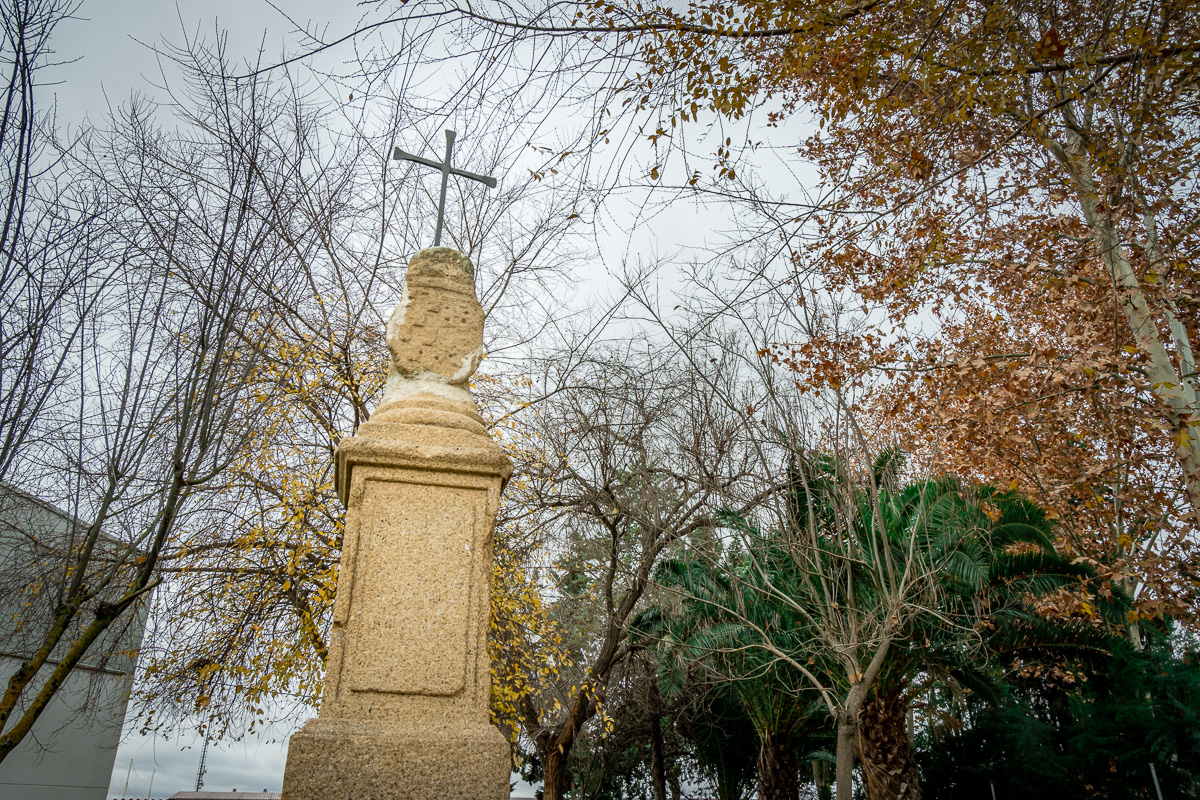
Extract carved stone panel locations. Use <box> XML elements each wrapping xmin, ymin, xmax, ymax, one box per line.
<box><xmin>345</xmin><ymin>478</ymin><xmax>480</xmax><ymax>696</ymax></box>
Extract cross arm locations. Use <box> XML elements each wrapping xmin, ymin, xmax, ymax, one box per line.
<box><xmin>392</xmin><ymin>147</ymin><xmax>498</xmax><ymax>189</ymax></box>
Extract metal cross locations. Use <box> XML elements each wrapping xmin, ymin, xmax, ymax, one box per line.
<box><xmin>392</xmin><ymin>130</ymin><xmax>497</xmax><ymax>247</ymax></box>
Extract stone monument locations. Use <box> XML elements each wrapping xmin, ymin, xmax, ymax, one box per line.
<box><xmin>282</xmin><ymin>247</ymin><xmax>512</xmax><ymax>800</ymax></box>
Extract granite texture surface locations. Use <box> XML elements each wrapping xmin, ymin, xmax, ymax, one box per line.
<box><xmin>285</xmin><ymin>719</ymin><xmax>509</xmax><ymax>800</ymax></box>
<box><xmin>282</xmin><ymin>247</ymin><xmax>511</xmax><ymax>800</ymax></box>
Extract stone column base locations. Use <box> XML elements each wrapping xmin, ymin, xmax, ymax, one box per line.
<box><xmin>282</xmin><ymin>718</ymin><xmax>510</xmax><ymax>800</ymax></box>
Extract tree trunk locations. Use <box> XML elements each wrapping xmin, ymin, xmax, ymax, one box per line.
<box><xmin>858</xmin><ymin>690</ymin><xmax>921</xmax><ymax>800</ymax></box>
<box><xmin>757</xmin><ymin>730</ymin><xmax>799</xmax><ymax>800</ymax></box>
<box><xmin>650</xmin><ymin>714</ymin><xmax>667</xmax><ymax>800</ymax></box>
<box><xmin>647</xmin><ymin>661</ymin><xmax>668</xmax><ymax>800</ymax></box>
<box><xmin>835</xmin><ymin>712</ymin><xmax>858</xmax><ymax>799</ymax></box>
<box><xmin>1049</xmin><ymin>131</ymin><xmax>1200</xmax><ymax>519</ymax></box>
<box><xmin>532</xmin><ymin>674</ymin><xmax>596</xmax><ymax>800</ymax></box>
<box><xmin>813</xmin><ymin>758</ymin><xmax>833</xmax><ymax>800</ymax></box>
<box><xmin>542</xmin><ymin>747</ymin><xmax>569</xmax><ymax>800</ymax></box>
<box><xmin>0</xmin><ymin>596</ymin><xmax>138</xmax><ymax>760</ymax></box>
<box><xmin>836</xmin><ymin>639</ymin><xmax>893</xmax><ymax>798</ymax></box>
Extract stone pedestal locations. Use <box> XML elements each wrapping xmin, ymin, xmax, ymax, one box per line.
<box><xmin>283</xmin><ymin>248</ymin><xmax>512</xmax><ymax>800</ymax></box>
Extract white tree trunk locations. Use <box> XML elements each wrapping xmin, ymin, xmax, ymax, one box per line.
<box><xmin>1050</xmin><ymin>132</ymin><xmax>1200</xmax><ymax>519</ymax></box>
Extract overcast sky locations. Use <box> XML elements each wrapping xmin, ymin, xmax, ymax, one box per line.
<box><xmin>49</xmin><ymin>5</ymin><xmax>361</xmax><ymax>796</ymax></box>
<box><xmin>56</xmin><ymin>3</ymin><xmax>606</xmax><ymax>796</ymax></box>
<box><xmin>40</xmin><ymin>3</ymin><xmax>814</xmax><ymax>796</ymax></box>
<box><xmin>51</xmin><ymin>0</ymin><xmax>359</xmax><ymax>128</ymax></box>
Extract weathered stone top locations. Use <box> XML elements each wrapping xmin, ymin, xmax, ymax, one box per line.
<box><xmin>336</xmin><ymin>246</ymin><xmax>511</xmax><ymax>507</ymax></box>
<box><xmin>381</xmin><ymin>247</ymin><xmax>484</xmax><ymax>406</ymax></box>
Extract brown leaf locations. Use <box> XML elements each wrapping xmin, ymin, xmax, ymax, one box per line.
<box><xmin>1034</xmin><ymin>28</ymin><xmax>1067</xmax><ymax>60</ymax></box>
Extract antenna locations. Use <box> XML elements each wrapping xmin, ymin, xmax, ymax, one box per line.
<box><xmin>194</xmin><ymin>736</ymin><xmax>209</xmax><ymax>791</ymax></box>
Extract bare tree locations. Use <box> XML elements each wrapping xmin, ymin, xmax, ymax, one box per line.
<box><xmin>0</xmin><ymin>0</ymin><xmax>92</xmax><ymax>490</ymax></box>
<box><xmin>0</xmin><ymin>24</ymin><xmax>317</xmax><ymax>758</ymax></box>
<box><xmin>491</xmin><ymin>329</ymin><xmax>782</xmax><ymax>800</ymax></box>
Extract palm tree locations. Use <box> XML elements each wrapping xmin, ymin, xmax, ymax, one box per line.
<box><xmin>634</xmin><ymin>547</ymin><xmax>827</xmax><ymax>800</ymax></box>
<box><xmin>641</xmin><ymin>449</ymin><xmax>1128</xmax><ymax>800</ymax></box>
<box><xmin>854</xmin><ymin>482</ymin><xmax>1124</xmax><ymax>799</ymax></box>
<box><xmin>785</xmin><ymin>450</ymin><xmax>1128</xmax><ymax>800</ymax></box>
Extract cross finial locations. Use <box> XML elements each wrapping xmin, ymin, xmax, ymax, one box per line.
<box><xmin>392</xmin><ymin>130</ymin><xmax>498</xmax><ymax>247</ymax></box>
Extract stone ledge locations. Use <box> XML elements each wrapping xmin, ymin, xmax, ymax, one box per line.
<box><xmin>334</xmin><ymin>433</ymin><xmax>511</xmax><ymax>507</ymax></box>
<box><xmin>283</xmin><ymin>718</ymin><xmax>510</xmax><ymax>800</ymax></box>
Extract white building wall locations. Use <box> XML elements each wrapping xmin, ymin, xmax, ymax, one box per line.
<box><xmin>0</xmin><ymin>654</ymin><xmax>134</xmax><ymax>800</ymax></box>
<box><xmin>0</xmin><ymin>484</ymin><xmax>149</xmax><ymax>800</ymax></box>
